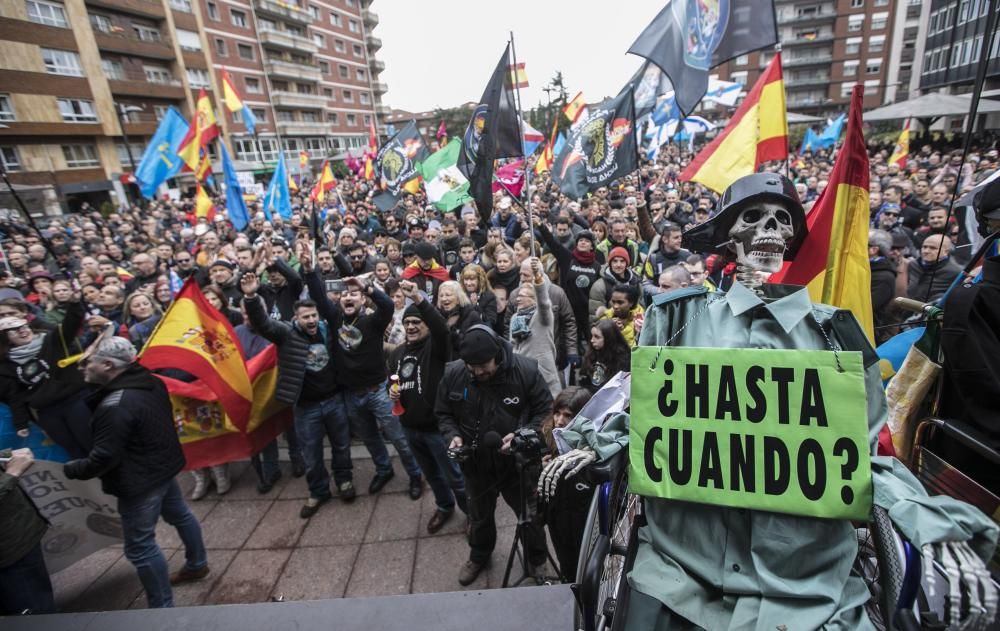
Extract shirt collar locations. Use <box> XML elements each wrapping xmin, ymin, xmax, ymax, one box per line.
<box><xmin>725</xmin><ymin>281</ymin><xmax>814</xmax><ymax>333</ymax></box>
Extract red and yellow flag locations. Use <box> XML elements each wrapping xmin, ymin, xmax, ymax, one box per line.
<box><xmin>363</xmin><ymin>156</ymin><xmax>375</xmax><ymax>181</ymax></box>
<box><xmin>562</xmin><ymin>92</ymin><xmax>587</xmax><ymax>125</ymax></box>
<box><xmin>310</xmin><ymin>160</ymin><xmax>336</xmax><ymax>202</ymax></box>
<box><xmin>139</xmin><ymin>278</ymin><xmax>253</xmax><ymax>423</ymax></box>
<box><xmin>299</xmin><ymin>150</ymin><xmax>309</xmax><ymax>170</ymax></box>
<box><xmin>534</xmin><ymin>115</ymin><xmax>560</xmax><ymax>176</ymax></box>
<box><xmin>195</xmin><ymin>184</ymin><xmax>215</xmax><ymax>221</ymax></box>
<box><xmin>508</xmin><ymin>62</ymin><xmax>529</xmax><ymax>89</ymax></box>
<box><xmin>368</xmin><ymin>120</ymin><xmax>379</xmax><ymax>154</ymax></box>
<box><xmin>888</xmin><ymin>119</ymin><xmax>910</xmax><ymax>169</ymax></box>
<box><xmin>769</xmin><ymin>84</ymin><xmax>873</xmax><ymax>342</ymax></box>
<box><xmin>177</xmin><ymin>88</ymin><xmax>220</xmax><ymax>171</ymax></box>
<box><xmin>288</xmin><ymin>175</ymin><xmax>299</xmax><ymax>192</ymax></box>
<box><xmin>220</xmin><ymin>70</ymin><xmax>244</xmax><ymax>113</ymax></box>
<box><xmin>681</xmin><ymin>54</ymin><xmax>788</xmax><ymax>193</ymax></box>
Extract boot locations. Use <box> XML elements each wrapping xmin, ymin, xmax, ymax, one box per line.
<box><xmin>191</xmin><ymin>469</ymin><xmax>209</xmax><ymax>501</ymax></box>
<box><xmin>210</xmin><ymin>464</ymin><xmax>231</xmax><ymax>495</ymax></box>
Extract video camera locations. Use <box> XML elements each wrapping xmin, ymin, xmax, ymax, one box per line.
<box><xmin>509</xmin><ymin>427</ymin><xmax>544</xmax><ymax>460</ymax></box>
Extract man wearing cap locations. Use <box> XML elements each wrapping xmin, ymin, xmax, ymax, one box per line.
<box><xmin>65</xmin><ymin>336</ymin><xmax>208</xmax><ymax>608</ymax></box>
<box><xmin>490</xmin><ymin>197</ymin><xmax>524</xmax><ymax>245</ymax></box>
<box><xmin>208</xmin><ymin>260</ymin><xmax>242</xmax><ymax>309</ymax></box>
<box><xmin>435</xmin><ymin>324</ymin><xmax>553</xmax><ymax>586</ymax></box>
<box><xmin>405</xmin><ymin>217</ymin><xmax>427</xmax><ymax>245</ymax></box>
<box><xmin>596</xmin><ymin>218</ymin><xmax>641</xmax><ymax>270</ymax></box>
<box><xmin>589</xmin><ymin>246</ymin><xmax>642</xmax><ymax>326</ymax></box>
<box><xmin>401</xmin><ymin>241</ymin><xmax>450</xmax><ymax>300</ymax></box>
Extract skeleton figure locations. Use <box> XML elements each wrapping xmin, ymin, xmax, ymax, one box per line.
<box><xmin>727</xmin><ymin>202</ymin><xmax>795</xmax><ymax>294</ymax></box>
<box><xmin>538</xmin><ymin>447</ymin><xmax>596</xmax><ymax>502</ymax></box>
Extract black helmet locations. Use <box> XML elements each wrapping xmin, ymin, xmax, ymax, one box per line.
<box><xmin>682</xmin><ymin>173</ymin><xmax>807</xmax><ymax>260</ymax></box>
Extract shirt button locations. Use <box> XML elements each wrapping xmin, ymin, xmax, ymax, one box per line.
<box><xmin>732</xmin><ymin>563</ymin><xmax>741</xmax><ymax>572</ymax></box>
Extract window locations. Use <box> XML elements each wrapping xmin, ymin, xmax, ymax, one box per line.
<box><xmin>840</xmin><ymin>82</ymin><xmax>855</xmax><ymax>98</ymax></box>
<box><xmin>313</xmin><ymin>33</ymin><xmax>324</xmax><ymax>47</ymax></box>
<box><xmin>734</xmin><ymin>54</ymin><xmax>748</xmax><ymax>66</ymax></box>
<box><xmin>101</xmin><ymin>58</ymin><xmax>125</xmax><ymax>80</ymax></box>
<box><xmin>306</xmin><ymin>137</ymin><xmax>324</xmax><ymax>152</ymax></box>
<box><xmin>233</xmin><ymin>137</ymin><xmax>257</xmax><ymax>161</ymax></box>
<box><xmin>959</xmin><ymin>0</ymin><xmax>970</xmax><ymax>22</ymax></box>
<box><xmin>258</xmin><ymin>17</ymin><xmax>275</xmax><ymax>31</ymax></box>
<box><xmin>866</xmin><ymin>58</ymin><xmax>882</xmax><ymax>74</ymax></box>
<box><xmin>169</xmin><ymin>0</ymin><xmax>192</xmax><ymax>12</ymax></box>
<box><xmin>356</xmin><ymin>68</ymin><xmax>365</xmax><ymax>81</ymax></box>
<box><xmin>850</xmin><ymin>0</ymin><xmax>863</xmax><ymax>6</ymax></box>
<box><xmin>359</xmin><ymin>92</ymin><xmax>370</xmax><ymax>104</ymax></box>
<box><xmin>26</xmin><ymin>0</ymin><xmax>68</xmax><ymax>27</ymax></box>
<box><xmin>327</xmin><ymin>112</ymin><xmax>339</xmax><ymax>124</ymax></box>
<box><xmin>287</xmin><ymin>24</ymin><xmax>303</xmax><ymax>36</ymax></box>
<box><xmin>972</xmin><ymin>35</ymin><xmax>984</xmax><ymax>62</ymax></box>
<box><xmin>1</xmin><ymin>147</ymin><xmax>21</xmax><ymax>172</ymax></box>
<box><xmin>177</xmin><ymin>29</ymin><xmax>201</xmax><ymax>51</ymax></box>
<box><xmin>301</xmin><ymin>111</ymin><xmax>318</xmax><ymax>122</ymax></box>
<box><xmin>153</xmin><ymin>104</ymin><xmax>169</xmax><ymax>120</ymax></box>
<box><xmin>950</xmin><ymin>43</ymin><xmax>961</xmax><ymax>67</ymax></box>
<box><xmin>231</xmin><ymin>9</ymin><xmax>247</xmax><ymax>27</ymax></box>
<box><xmin>57</xmin><ymin>98</ymin><xmax>98</xmax><ymax>122</ymax></box>
<box><xmin>730</xmin><ymin>71</ymin><xmax>748</xmax><ymax>86</ymax></box>
<box><xmin>214</xmin><ymin>38</ymin><xmax>227</xmax><ymax>56</ymax></box>
<box><xmin>874</xmin><ymin>0</ymin><xmax>888</xmax><ymax>5</ymax></box>
<box><xmin>42</xmin><ymin>48</ymin><xmax>82</xmax><ymax>76</ymax></box>
<box><xmin>276</xmin><ymin>110</ymin><xmax>294</xmax><ymax>122</ymax></box>
<box><xmin>869</xmin><ymin>35</ymin><xmax>886</xmax><ymax>52</ymax></box>
<box><xmin>206</xmin><ymin>1</ymin><xmax>219</xmax><ymax>19</ymax></box>
<box><xmin>335</xmin><ymin>39</ymin><xmax>345</xmax><ymax>53</ymax></box>
<box><xmin>0</xmin><ymin>95</ymin><xmax>14</xmax><ymax>121</ymax></box>
<box><xmin>346</xmin><ymin>113</ymin><xmax>356</xmax><ymax>126</ymax></box>
<box><xmin>186</xmin><ymin>68</ymin><xmax>210</xmax><ymax>87</ymax></box>
<box><xmin>363</xmin><ymin>114</ymin><xmax>371</xmax><ymax>126</ymax></box>
<box><xmin>323</xmin><ymin>87</ymin><xmax>333</xmax><ymax>97</ymax></box>
<box><xmin>89</xmin><ymin>13</ymin><xmax>112</xmax><ymax>32</ymax></box>
<box><xmin>338</xmin><ymin>64</ymin><xmax>349</xmax><ymax>78</ymax></box>
<box><xmin>843</xmin><ymin>61</ymin><xmax>858</xmax><ymax>77</ymax></box>
<box><xmin>330</xmin><ymin>11</ymin><xmax>341</xmax><ymax>26</ymax></box>
<box><xmin>296</xmin><ymin>83</ymin><xmax>314</xmax><ymax>94</ymax></box>
<box><xmin>343</xmin><ymin>89</ymin><xmax>353</xmax><ymax>102</ymax></box>
<box><xmin>231</xmin><ymin>108</ymin><xmax>242</xmax><ymax>123</ymax></box>
<box><xmin>258</xmin><ymin>137</ymin><xmax>279</xmax><ymax>161</ymax></box>
<box><xmin>863</xmin><ymin>79</ymin><xmax>879</xmax><ymax>95</ymax></box>
<box><xmin>345</xmin><ymin>0</ymin><xmax>354</xmax><ymax>5</ymax></box>
<box><xmin>871</xmin><ymin>11</ymin><xmax>888</xmax><ymax>30</ymax></box>
<box><xmin>348</xmin><ymin>19</ymin><xmax>359</xmax><ymax>33</ymax></box>
<box><xmin>245</xmin><ymin>77</ymin><xmax>261</xmax><ymax>93</ymax></box>
<box><xmin>252</xmin><ymin>108</ymin><xmax>267</xmax><ymax>122</ymax></box>
<box><xmin>848</xmin><ymin>14</ymin><xmax>864</xmax><ymax>31</ymax></box>
<box><xmin>353</xmin><ymin>43</ymin><xmax>363</xmax><ymax>57</ymax></box>
<box><xmin>319</xmin><ymin>61</ymin><xmax>329</xmax><ymax>74</ymax></box>
<box><xmin>845</xmin><ymin>37</ymin><xmax>862</xmax><ymax>55</ymax></box>
<box><xmin>132</xmin><ymin>23</ymin><xmax>161</xmax><ymax>41</ymax></box>
<box><xmin>237</xmin><ymin>43</ymin><xmax>254</xmax><ymax>60</ymax></box>
<box><xmin>307</xmin><ymin>5</ymin><xmax>319</xmax><ymax>18</ymax></box>
<box><xmin>62</xmin><ymin>144</ymin><xmax>99</xmax><ymax>168</ymax></box>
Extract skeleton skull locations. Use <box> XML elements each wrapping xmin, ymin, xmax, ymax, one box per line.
<box><xmin>728</xmin><ymin>202</ymin><xmax>795</xmax><ymax>273</ymax></box>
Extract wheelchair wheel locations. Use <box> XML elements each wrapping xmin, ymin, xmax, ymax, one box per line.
<box><xmin>854</xmin><ymin>506</ymin><xmax>904</xmax><ymax>630</ymax></box>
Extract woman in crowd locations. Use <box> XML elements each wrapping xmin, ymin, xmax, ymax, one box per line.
<box><xmin>486</xmin><ymin>247</ymin><xmax>519</xmax><ymax>297</ymax></box>
<box><xmin>383</xmin><ymin>278</ymin><xmax>406</xmax><ymax>348</ymax></box>
<box><xmin>202</xmin><ymin>284</ymin><xmax>242</xmax><ymax>328</ymax></box>
<box><xmin>122</xmin><ymin>291</ymin><xmax>163</xmax><ymax>351</ymax></box>
<box><xmin>371</xmin><ymin>257</ymin><xmax>395</xmax><ymax>293</ymax></box>
<box><xmin>436</xmin><ymin>280</ymin><xmax>481</xmax><ymax>361</ymax></box>
<box><xmin>580</xmin><ymin>320</ymin><xmax>631</xmax><ymax>393</ymax></box>
<box><xmin>154</xmin><ymin>277</ymin><xmax>174</xmax><ymax>311</ymax></box>
<box><xmin>510</xmin><ymin>259</ymin><xmax>560</xmax><ymax>396</ymax></box>
<box><xmin>459</xmin><ymin>264</ymin><xmax>497</xmax><ymax>331</ymax></box>
<box><xmin>39</xmin><ymin>278</ymin><xmax>75</xmax><ymax>326</ymax></box>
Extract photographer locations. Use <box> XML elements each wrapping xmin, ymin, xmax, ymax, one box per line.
<box><xmin>434</xmin><ymin>325</ymin><xmax>553</xmax><ymax>586</ymax></box>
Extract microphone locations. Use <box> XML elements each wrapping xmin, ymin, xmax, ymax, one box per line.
<box><xmin>481</xmin><ymin>431</ymin><xmax>503</xmax><ymax>450</ymax></box>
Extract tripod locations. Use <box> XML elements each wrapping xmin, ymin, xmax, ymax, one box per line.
<box><xmin>501</xmin><ymin>451</ymin><xmax>561</xmax><ymax>587</ymax></box>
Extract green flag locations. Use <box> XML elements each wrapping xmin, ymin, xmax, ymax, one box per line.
<box><xmin>418</xmin><ymin>138</ymin><xmax>473</xmax><ymax>211</ymax></box>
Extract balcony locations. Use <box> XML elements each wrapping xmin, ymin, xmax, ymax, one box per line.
<box><xmin>369</xmin><ymin>58</ymin><xmax>385</xmax><ymax>74</ymax></box>
<box><xmin>783</xmin><ymin>34</ymin><xmax>834</xmax><ymax>46</ymax></box>
<box><xmin>264</xmin><ymin>58</ymin><xmax>322</xmax><ymax>82</ymax></box>
<box><xmin>84</xmin><ymin>0</ymin><xmax>164</xmax><ymax>19</ymax></box>
<box><xmin>277</xmin><ymin>120</ymin><xmax>328</xmax><ymax>135</ymax></box>
<box><xmin>366</xmin><ymin>34</ymin><xmax>381</xmax><ymax>51</ymax></box>
<box><xmin>259</xmin><ymin>28</ymin><xmax>317</xmax><ymax>53</ymax></box>
<box><xmin>271</xmin><ymin>91</ymin><xmax>327</xmax><ymax>109</ymax></box>
<box><xmin>254</xmin><ymin>0</ymin><xmax>313</xmax><ymax>25</ymax></box>
<box><xmin>375</xmin><ymin>104</ymin><xmax>391</xmax><ymax>116</ymax></box>
<box><xmin>783</xmin><ymin>55</ymin><xmax>833</xmax><ymax>68</ymax></box>
<box><xmin>361</xmin><ymin>8</ymin><xmax>378</xmax><ymax>27</ymax></box>
<box><xmin>94</xmin><ymin>31</ymin><xmax>175</xmax><ymax>60</ymax></box>
<box><xmin>786</xmin><ymin>76</ymin><xmax>830</xmax><ymax>88</ymax></box>
<box><xmin>777</xmin><ymin>12</ymin><xmax>835</xmax><ymax>25</ymax></box>
<box><xmin>371</xmin><ymin>81</ymin><xmax>387</xmax><ymax>94</ymax></box>
<box><xmin>108</xmin><ymin>78</ymin><xmax>186</xmax><ymax>99</ymax></box>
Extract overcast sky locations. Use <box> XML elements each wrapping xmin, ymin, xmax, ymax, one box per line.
<box><xmin>373</xmin><ymin>0</ymin><xmax>667</xmax><ymax>115</ymax></box>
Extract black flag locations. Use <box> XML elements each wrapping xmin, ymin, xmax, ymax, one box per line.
<box><xmin>551</xmin><ymin>89</ymin><xmax>637</xmax><ymax>200</ymax></box>
<box><xmin>457</xmin><ymin>44</ymin><xmax>521</xmax><ymax>216</ymax></box>
<box><xmin>372</xmin><ymin>120</ymin><xmax>430</xmax><ymax>212</ymax></box>
<box><xmin>628</xmin><ymin>0</ymin><xmax>778</xmax><ymax>117</ymax></box>
<box><xmin>625</xmin><ymin>61</ymin><xmax>673</xmax><ymax>119</ymax></box>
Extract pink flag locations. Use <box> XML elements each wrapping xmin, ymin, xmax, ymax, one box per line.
<box><xmin>492</xmin><ymin>160</ymin><xmax>525</xmax><ymax>198</ymax></box>
<box><xmin>436</xmin><ymin>120</ymin><xmax>447</xmax><ymax>141</ymax></box>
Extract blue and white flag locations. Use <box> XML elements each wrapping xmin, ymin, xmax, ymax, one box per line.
<box><xmin>262</xmin><ymin>155</ymin><xmax>292</xmax><ymax>220</ymax></box>
<box><xmin>134</xmin><ymin>107</ymin><xmax>188</xmax><ymax>198</ymax></box>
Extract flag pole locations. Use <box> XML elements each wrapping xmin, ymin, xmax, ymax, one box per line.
<box><xmin>508</xmin><ymin>32</ymin><xmax>534</xmax><ymax>254</ymax></box>
<box><xmin>629</xmin><ymin>84</ymin><xmax>644</xmax><ymax>194</ymax></box>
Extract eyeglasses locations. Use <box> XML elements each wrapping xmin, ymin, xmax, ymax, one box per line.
<box><xmin>882</xmin><ymin>212</ymin><xmax>899</xmax><ymax>217</ymax></box>
<box><xmin>402</xmin><ymin>319</ymin><xmax>424</xmax><ymax>327</ymax></box>
<box><xmin>350</xmin><ymin>254</ymin><xmax>365</xmax><ymax>260</ymax></box>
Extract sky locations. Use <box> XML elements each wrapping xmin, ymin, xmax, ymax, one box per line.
<box><xmin>373</xmin><ymin>0</ymin><xmax>668</xmax><ymax>115</ymax></box>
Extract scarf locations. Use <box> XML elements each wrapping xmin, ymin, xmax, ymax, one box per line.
<box><xmin>510</xmin><ymin>307</ymin><xmax>535</xmax><ymax>342</ymax></box>
<box><xmin>571</xmin><ymin>248</ymin><xmax>596</xmax><ymax>266</ymax></box>
<box><xmin>9</xmin><ymin>333</ymin><xmax>45</xmax><ymax>365</ymax></box>
<box><xmin>490</xmin><ymin>266</ymin><xmax>519</xmax><ymax>292</ymax></box>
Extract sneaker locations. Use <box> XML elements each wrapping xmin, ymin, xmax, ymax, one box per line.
<box><xmin>426</xmin><ymin>509</ymin><xmax>454</xmax><ymax>534</ymax></box>
<box><xmin>368</xmin><ymin>470</ymin><xmax>394</xmax><ymax>494</ymax></box>
<box><xmin>299</xmin><ymin>495</ymin><xmax>330</xmax><ymax>519</ymax></box>
<box><xmin>458</xmin><ymin>559</ymin><xmax>487</xmax><ymax>586</ymax></box>
<box><xmin>338</xmin><ymin>481</ymin><xmax>357</xmax><ymax>503</ymax></box>
<box><xmin>210</xmin><ymin>464</ymin><xmax>231</xmax><ymax>495</ymax></box>
<box><xmin>408</xmin><ymin>477</ymin><xmax>423</xmax><ymax>500</ymax></box>
<box><xmin>169</xmin><ymin>565</ymin><xmax>210</xmax><ymax>585</ymax></box>
<box><xmin>190</xmin><ymin>470</ymin><xmax>209</xmax><ymax>501</ymax></box>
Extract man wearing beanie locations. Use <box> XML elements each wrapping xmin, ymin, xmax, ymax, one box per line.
<box><xmin>588</xmin><ymin>245</ymin><xmax>641</xmax><ymax>326</ymax></box>
<box><xmin>434</xmin><ymin>323</ymin><xmax>553</xmax><ymax>586</ymax></box>
<box><xmin>388</xmin><ymin>280</ymin><xmax>467</xmax><ymax>534</ymax></box>
<box><xmin>535</xmin><ymin>216</ymin><xmax>601</xmax><ymax>343</ymax></box>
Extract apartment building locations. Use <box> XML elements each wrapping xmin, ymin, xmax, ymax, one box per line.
<box><xmin>0</xmin><ymin>0</ymin><xmax>386</xmax><ymax>213</ymax></box>
<box><xmin>918</xmin><ymin>0</ymin><xmax>999</xmax><ymax>95</ymax></box>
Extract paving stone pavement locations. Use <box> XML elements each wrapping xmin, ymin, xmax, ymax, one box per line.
<box><xmin>52</xmin><ymin>457</ymin><xmax>557</xmax><ymax>612</ymax></box>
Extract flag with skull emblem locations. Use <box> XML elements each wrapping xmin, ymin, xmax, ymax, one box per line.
<box><xmin>372</xmin><ymin>120</ymin><xmax>430</xmax><ymax>212</ymax></box>
<box><xmin>551</xmin><ymin>89</ymin><xmax>638</xmax><ymax>200</ymax></box>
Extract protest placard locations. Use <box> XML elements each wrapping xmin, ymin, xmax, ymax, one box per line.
<box><xmin>630</xmin><ymin>346</ymin><xmax>873</xmax><ymax>521</ymax></box>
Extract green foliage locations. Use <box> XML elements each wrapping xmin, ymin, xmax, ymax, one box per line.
<box><xmin>430</xmin><ymin>104</ymin><xmax>476</xmax><ymax>145</ymax></box>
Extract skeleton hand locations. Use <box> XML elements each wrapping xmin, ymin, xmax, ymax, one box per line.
<box><xmin>537</xmin><ymin>447</ymin><xmax>596</xmax><ymax>502</ymax></box>
<box><xmin>922</xmin><ymin>542</ymin><xmax>997</xmax><ymax>629</ymax></box>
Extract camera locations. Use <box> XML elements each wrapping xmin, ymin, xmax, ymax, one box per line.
<box><xmin>509</xmin><ymin>427</ymin><xmax>544</xmax><ymax>459</ymax></box>
<box><xmin>447</xmin><ymin>444</ymin><xmax>474</xmax><ymax>463</ymax></box>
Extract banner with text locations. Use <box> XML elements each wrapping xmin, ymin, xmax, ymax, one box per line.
<box><xmin>630</xmin><ymin>346</ymin><xmax>873</xmax><ymax>520</ymax></box>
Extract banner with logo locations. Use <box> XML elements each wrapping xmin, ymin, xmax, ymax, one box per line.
<box><xmin>372</xmin><ymin>120</ymin><xmax>430</xmax><ymax>212</ymax></box>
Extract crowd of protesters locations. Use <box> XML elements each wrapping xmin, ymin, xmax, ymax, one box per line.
<box><xmin>1</xmin><ymin>127</ymin><xmax>996</xmax><ymax>612</ymax></box>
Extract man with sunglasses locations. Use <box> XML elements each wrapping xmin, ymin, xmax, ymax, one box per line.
<box><xmin>873</xmin><ymin>202</ymin><xmax>914</xmax><ymax>252</ymax></box>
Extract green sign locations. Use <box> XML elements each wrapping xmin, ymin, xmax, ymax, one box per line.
<box><xmin>630</xmin><ymin>346</ymin><xmax>873</xmax><ymax>521</ymax></box>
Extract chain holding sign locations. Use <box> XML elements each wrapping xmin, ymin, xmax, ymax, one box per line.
<box><xmin>630</xmin><ymin>346</ymin><xmax>873</xmax><ymax>521</ymax></box>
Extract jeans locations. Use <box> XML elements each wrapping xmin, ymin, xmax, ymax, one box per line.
<box><xmin>404</xmin><ymin>427</ymin><xmax>467</xmax><ymax>513</ymax></box>
<box><xmin>294</xmin><ymin>395</ymin><xmax>351</xmax><ymax>498</ymax></box>
<box><xmin>0</xmin><ymin>541</ymin><xmax>55</xmax><ymax>615</ymax></box>
<box><xmin>118</xmin><ymin>478</ymin><xmax>207</xmax><ymax>608</ymax></box>
<box><xmin>342</xmin><ymin>384</ymin><xmax>422</xmax><ymax>480</ymax></box>
<box><xmin>252</xmin><ymin>428</ymin><xmax>303</xmax><ymax>482</ymax></box>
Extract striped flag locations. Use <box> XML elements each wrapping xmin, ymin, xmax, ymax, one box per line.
<box><xmin>534</xmin><ymin>115</ymin><xmax>560</xmax><ymax>175</ymax></box>
<box><xmin>299</xmin><ymin>150</ymin><xmax>309</xmax><ymax>170</ymax></box>
<box><xmin>680</xmin><ymin>53</ymin><xmax>787</xmax><ymax>193</ymax></box>
<box><xmin>769</xmin><ymin>84</ymin><xmax>874</xmax><ymax>342</ymax></box>
<box><xmin>221</xmin><ymin>70</ymin><xmax>256</xmax><ymax>135</ymax></box>
<box><xmin>888</xmin><ymin>119</ymin><xmax>910</xmax><ymax>169</ymax></box>
<box><xmin>508</xmin><ymin>62</ymin><xmax>529</xmax><ymax>89</ymax></box>
<box><xmin>177</xmin><ymin>88</ymin><xmax>219</xmax><ymax>171</ymax></box>
<box><xmin>311</xmin><ymin>160</ymin><xmax>337</xmax><ymax>202</ymax></box>
<box><xmin>562</xmin><ymin>91</ymin><xmax>587</xmax><ymax>125</ymax></box>
<box><xmin>195</xmin><ymin>184</ymin><xmax>215</xmax><ymax>221</ymax></box>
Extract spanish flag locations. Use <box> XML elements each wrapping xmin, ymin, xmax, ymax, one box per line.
<box><xmin>195</xmin><ymin>184</ymin><xmax>215</xmax><ymax>220</ymax></box>
<box><xmin>221</xmin><ymin>70</ymin><xmax>244</xmax><ymax>113</ymax></box>
<box><xmin>363</xmin><ymin>156</ymin><xmax>375</xmax><ymax>181</ymax></box>
<box><xmin>508</xmin><ymin>62</ymin><xmax>529</xmax><ymax>89</ymax></box>
<box><xmin>288</xmin><ymin>175</ymin><xmax>299</xmax><ymax>192</ymax></box>
<box><xmin>534</xmin><ymin>116</ymin><xmax>560</xmax><ymax>176</ymax></box>
<box><xmin>368</xmin><ymin>119</ymin><xmax>379</xmax><ymax>154</ymax></box>
<box><xmin>563</xmin><ymin>91</ymin><xmax>587</xmax><ymax>125</ymax></box>
<box><xmin>888</xmin><ymin>119</ymin><xmax>909</xmax><ymax>169</ymax></box>
<box><xmin>139</xmin><ymin>278</ymin><xmax>253</xmax><ymax>424</ymax></box>
<box><xmin>177</xmin><ymin>88</ymin><xmax>220</xmax><ymax>171</ymax></box>
<box><xmin>680</xmin><ymin>54</ymin><xmax>788</xmax><ymax>193</ymax></box>
<box><xmin>310</xmin><ymin>160</ymin><xmax>336</xmax><ymax>202</ymax></box>
<box><xmin>299</xmin><ymin>150</ymin><xmax>309</xmax><ymax>170</ymax></box>
<box><xmin>769</xmin><ymin>84</ymin><xmax>874</xmax><ymax>342</ymax></box>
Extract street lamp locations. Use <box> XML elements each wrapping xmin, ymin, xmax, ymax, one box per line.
<box><xmin>114</xmin><ymin>103</ymin><xmax>143</xmax><ymax>207</ymax></box>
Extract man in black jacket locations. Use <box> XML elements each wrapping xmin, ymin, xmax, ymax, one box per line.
<box><xmin>388</xmin><ymin>280</ymin><xmax>467</xmax><ymax>534</ymax></box>
<box><xmin>64</xmin><ymin>337</ymin><xmax>208</xmax><ymax>608</ymax></box>
<box><xmin>434</xmin><ymin>326</ymin><xmax>553</xmax><ymax>586</ymax></box>
<box><xmin>868</xmin><ymin>229</ymin><xmax>898</xmax><ymax>344</ymax></box>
